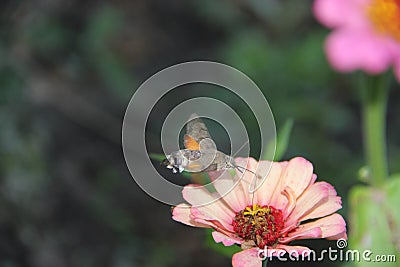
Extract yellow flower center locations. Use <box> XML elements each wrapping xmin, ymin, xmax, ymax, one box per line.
<box><xmin>367</xmin><ymin>0</ymin><xmax>400</xmax><ymax>41</ymax></box>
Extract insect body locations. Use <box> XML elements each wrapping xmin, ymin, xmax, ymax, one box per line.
<box><xmin>162</xmin><ymin>113</ymin><xmax>236</xmax><ymax>173</ymax></box>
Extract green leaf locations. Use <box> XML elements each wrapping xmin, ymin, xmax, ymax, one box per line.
<box><xmin>262</xmin><ymin>118</ymin><xmax>293</xmax><ymax>161</ymax></box>
<box><xmin>384</xmin><ymin>175</ymin><xmax>400</xmax><ymax>254</ymax></box>
<box><xmin>348</xmin><ymin>185</ymin><xmax>398</xmax><ymax>266</ymax></box>
<box><xmin>149</xmin><ymin>153</ymin><xmax>165</xmax><ymax>162</ymax></box>
<box><xmin>274</xmin><ymin>118</ymin><xmax>293</xmax><ymax>161</ymax></box>
<box><xmin>204</xmin><ymin>228</ymin><xmax>241</xmax><ymax>258</ymax></box>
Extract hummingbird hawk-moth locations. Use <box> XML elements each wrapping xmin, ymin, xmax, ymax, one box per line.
<box><xmin>161</xmin><ymin>113</ymin><xmax>265</xmax><ymax>199</ymax></box>
<box><xmin>162</xmin><ymin>113</ymin><xmax>251</xmax><ymax>174</ymax></box>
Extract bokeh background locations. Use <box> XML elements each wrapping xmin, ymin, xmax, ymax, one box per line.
<box><xmin>1</xmin><ymin>0</ymin><xmax>400</xmax><ymax>266</ymax></box>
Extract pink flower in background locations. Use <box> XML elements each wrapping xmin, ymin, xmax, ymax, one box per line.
<box><xmin>314</xmin><ymin>0</ymin><xmax>400</xmax><ymax>80</ymax></box>
<box><xmin>172</xmin><ymin>157</ymin><xmax>347</xmax><ymax>267</ymax></box>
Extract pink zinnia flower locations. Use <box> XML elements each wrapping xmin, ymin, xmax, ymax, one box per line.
<box><xmin>314</xmin><ymin>0</ymin><xmax>400</xmax><ymax>80</ymax></box>
<box><xmin>172</xmin><ymin>157</ymin><xmax>347</xmax><ymax>267</ymax></box>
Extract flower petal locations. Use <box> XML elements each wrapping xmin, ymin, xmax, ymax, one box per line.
<box><xmin>303</xmin><ymin>213</ymin><xmax>347</xmax><ymax>240</ymax></box>
<box><xmin>182</xmin><ymin>185</ymin><xmax>234</xmax><ymax>229</ymax></box>
<box><xmin>212</xmin><ymin>171</ymin><xmax>248</xmax><ymax>212</ymax></box>
<box><xmin>273</xmin><ymin>157</ymin><xmax>314</xmax><ymax>210</ymax></box>
<box><xmin>281</xmin><ymin>157</ymin><xmax>314</xmax><ymax>197</ymax></box>
<box><xmin>232</xmin><ymin>248</ymin><xmax>262</xmax><ymax>267</ymax></box>
<box><xmin>301</xmin><ymin>194</ymin><xmax>342</xmax><ymax>222</ymax></box>
<box><xmin>325</xmin><ymin>29</ymin><xmax>398</xmax><ymax>74</ymax></box>
<box><xmin>183</xmin><ymin>184</ymin><xmax>234</xmax><ymax>214</ymax></box>
<box><xmin>309</xmin><ymin>174</ymin><xmax>318</xmax><ymax>187</ymax></box>
<box><xmin>280</xmin><ymin>227</ymin><xmax>322</xmax><ymax>243</ymax></box>
<box><xmin>172</xmin><ymin>206</ymin><xmax>239</xmax><ymax>242</ymax></box>
<box><xmin>172</xmin><ymin>203</ymin><xmax>210</xmax><ymax>228</ymax></box>
<box><xmin>212</xmin><ymin>231</ymin><xmax>242</xmax><ymax>246</ymax></box>
<box><xmin>284</xmin><ymin>182</ymin><xmax>332</xmax><ymax>229</ymax></box>
<box><xmin>286</xmin><ymin>213</ymin><xmax>347</xmax><ymax>242</ymax></box>
<box><xmin>281</xmin><ymin>186</ymin><xmax>297</xmax><ymax>219</ymax></box>
<box><xmin>313</xmin><ymin>0</ymin><xmax>369</xmax><ymax>29</ymax></box>
<box><xmin>234</xmin><ymin>157</ymin><xmax>259</xmax><ymax>205</ymax></box>
<box><xmin>254</xmin><ymin>161</ymin><xmax>283</xmax><ymax>207</ymax></box>
<box><xmin>190</xmin><ymin>206</ymin><xmax>233</xmax><ymax>231</ymax></box>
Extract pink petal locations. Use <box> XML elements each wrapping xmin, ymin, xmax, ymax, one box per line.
<box><xmin>280</xmin><ymin>227</ymin><xmax>322</xmax><ymax>243</ymax></box>
<box><xmin>310</xmin><ymin>213</ymin><xmax>347</xmax><ymax>239</ymax></box>
<box><xmin>212</xmin><ymin>231</ymin><xmax>241</xmax><ymax>246</ymax></box>
<box><xmin>190</xmin><ymin>215</ymin><xmax>234</xmax><ymax>237</ymax></box>
<box><xmin>253</xmin><ymin>161</ymin><xmax>283</xmax><ymax>207</ymax></box>
<box><xmin>234</xmin><ymin>157</ymin><xmax>259</xmax><ymax>205</ymax></box>
<box><xmin>281</xmin><ymin>186</ymin><xmax>297</xmax><ymax>219</ymax></box>
<box><xmin>182</xmin><ymin>184</ymin><xmax>234</xmax><ymax>217</ymax></box>
<box><xmin>287</xmin><ymin>213</ymin><xmax>347</xmax><ymax>241</ymax></box>
<box><xmin>313</xmin><ymin>0</ymin><xmax>369</xmax><ymax>29</ymax></box>
<box><xmin>274</xmin><ymin>157</ymin><xmax>314</xmax><ymax>210</ymax></box>
<box><xmin>309</xmin><ymin>174</ymin><xmax>318</xmax><ymax>187</ymax></box>
<box><xmin>325</xmin><ymin>29</ymin><xmax>396</xmax><ymax>74</ymax></box>
<box><xmin>172</xmin><ymin>205</ymin><xmax>239</xmax><ymax>240</ymax></box>
<box><xmin>190</xmin><ymin>206</ymin><xmax>234</xmax><ymax>231</ymax></box>
<box><xmin>284</xmin><ymin>182</ymin><xmax>332</xmax><ymax>229</ymax></box>
<box><xmin>301</xmin><ymin>195</ymin><xmax>342</xmax><ymax>222</ymax></box>
<box><xmin>232</xmin><ymin>248</ymin><xmax>262</xmax><ymax>267</ymax></box>
<box><xmin>172</xmin><ymin>203</ymin><xmax>210</xmax><ymax>228</ymax></box>
<box><xmin>327</xmin><ymin>232</ymin><xmax>347</xmax><ymax>240</ymax></box>
<box><xmin>182</xmin><ymin>184</ymin><xmax>220</xmax><ymax>206</ymax></box>
<box><xmin>281</xmin><ymin>157</ymin><xmax>314</xmax><ymax>197</ymax></box>
<box><xmin>212</xmin><ymin>171</ymin><xmax>248</xmax><ymax>212</ymax></box>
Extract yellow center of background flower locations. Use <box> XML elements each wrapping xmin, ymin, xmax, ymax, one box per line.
<box><xmin>367</xmin><ymin>0</ymin><xmax>400</xmax><ymax>41</ymax></box>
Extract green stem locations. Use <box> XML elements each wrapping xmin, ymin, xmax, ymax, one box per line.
<box><xmin>262</xmin><ymin>259</ymin><xmax>268</xmax><ymax>267</ymax></box>
<box><xmin>361</xmin><ymin>74</ymin><xmax>389</xmax><ymax>187</ymax></box>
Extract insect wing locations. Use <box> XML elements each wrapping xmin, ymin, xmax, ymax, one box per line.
<box><xmin>183</xmin><ymin>134</ymin><xmax>200</xmax><ymax>150</ymax></box>
<box><xmin>186</xmin><ymin>113</ymin><xmax>211</xmax><ymax>143</ymax></box>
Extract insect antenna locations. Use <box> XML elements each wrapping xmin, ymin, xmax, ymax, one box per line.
<box><xmin>235</xmin><ymin>165</ymin><xmax>257</xmax><ymax>176</ymax></box>
<box><xmin>234</xmin><ymin>165</ymin><xmax>262</xmax><ymax>206</ymax></box>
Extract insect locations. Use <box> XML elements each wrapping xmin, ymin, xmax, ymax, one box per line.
<box><xmin>162</xmin><ymin>113</ymin><xmax>230</xmax><ymax>173</ymax></box>
<box><xmin>162</xmin><ymin>113</ymin><xmax>265</xmax><ymax>206</ymax></box>
<box><xmin>162</xmin><ymin>113</ymin><xmax>256</xmax><ymax>176</ymax></box>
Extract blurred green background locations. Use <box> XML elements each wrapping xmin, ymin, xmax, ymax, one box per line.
<box><xmin>1</xmin><ymin>0</ymin><xmax>400</xmax><ymax>266</ymax></box>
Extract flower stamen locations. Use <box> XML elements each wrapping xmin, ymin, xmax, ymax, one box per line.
<box><xmin>367</xmin><ymin>0</ymin><xmax>400</xmax><ymax>41</ymax></box>
<box><xmin>232</xmin><ymin>204</ymin><xmax>284</xmax><ymax>249</ymax></box>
